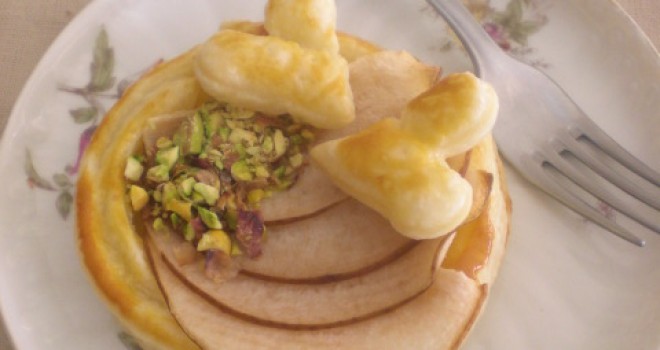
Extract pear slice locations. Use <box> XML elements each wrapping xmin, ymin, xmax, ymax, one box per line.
<box><xmin>447</xmin><ymin>150</ymin><xmax>472</xmax><ymax>177</ymax></box>
<box><xmin>461</xmin><ymin>137</ymin><xmax>496</xmax><ymax>224</ymax></box>
<box><xmin>149</xmin><ymin>228</ymin><xmax>451</xmax><ymax>327</ymax></box>
<box><xmin>260</xmin><ymin>165</ymin><xmax>348</xmax><ymax>223</ymax></box>
<box><xmin>148</xmin><ymin>239</ymin><xmax>484</xmax><ymax>349</ymax></box>
<box><xmin>243</xmin><ymin>199</ymin><xmax>413</xmax><ymax>282</ymax></box>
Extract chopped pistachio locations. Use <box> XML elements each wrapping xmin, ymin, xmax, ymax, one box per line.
<box><xmin>219</xmin><ymin>127</ymin><xmax>231</xmax><ymax>141</ymax></box>
<box><xmin>229</xmin><ymin>128</ymin><xmax>257</xmax><ymax>145</ymax></box>
<box><xmin>230</xmin><ymin>242</ymin><xmax>243</xmax><ymax>256</ymax></box>
<box><xmin>290</xmin><ymin>134</ymin><xmax>303</xmax><ymax>145</ymax></box>
<box><xmin>175</xmin><ymin>113</ymin><xmax>206</xmax><ymax>156</ymax></box>
<box><xmin>177</xmin><ymin>177</ymin><xmax>196</xmax><ymax>198</ymax></box>
<box><xmin>151</xmin><ymin>205</ymin><xmax>162</xmax><ymax>217</ymax></box>
<box><xmin>152</xmin><ymin>188</ymin><xmax>162</xmax><ymax>203</ymax></box>
<box><xmin>246</xmin><ymin>146</ymin><xmax>261</xmax><ymax>156</ymax></box>
<box><xmin>193</xmin><ymin>182</ymin><xmax>219</xmax><ymax>206</ymax></box>
<box><xmin>289</xmin><ymin>153</ymin><xmax>304</xmax><ymax>168</ymax></box>
<box><xmin>197</xmin><ymin>230</ymin><xmax>232</xmax><ymax>255</ymax></box>
<box><xmin>170</xmin><ymin>212</ymin><xmax>182</xmax><ymax>228</ymax></box>
<box><xmin>128</xmin><ymin>101</ymin><xmax>318</xmax><ymax>263</ymax></box>
<box><xmin>156</xmin><ymin>137</ymin><xmax>173</xmax><ymax>149</ymax></box>
<box><xmin>172</xmin><ymin>131</ymin><xmax>184</xmax><ymax>150</ymax></box>
<box><xmin>153</xmin><ymin>218</ymin><xmax>166</xmax><ymax>232</ymax></box>
<box><xmin>247</xmin><ymin>189</ymin><xmax>265</xmax><ymax>205</ymax></box>
<box><xmin>204</xmin><ymin>112</ymin><xmax>223</xmax><ymax>139</ymax></box>
<box><xmin>197</xmin><ymin>207</ymin><xmax>223</xmax><ymax>229</ymax></box>
<box><xmin>129</xmin><ymin>185</ymin><xmax>149</xmax><ymax>211</ymax></box>
<box><xmin>273</xmin><ymin>165</ymin><xmax>286</xmax><ymax>179</ymax></box>
<box><xmin>183</xmin><ymin>222</ymin><xmax>195</xmax><ymax>241</ymax></box>
<box><xmin>262</xmin><ymin>136</ymin><xmax>274</xmax><ymax>154</ymax></box>
<box><xmin>164</xmin><ymin>198</ymin><xmax>192</xmax><ymax>221</ymax></box>
<box><xmin>146</xmin><ymin>164</ymin><xmax>170</xmax><ymax>183</ymax></box>
<box><xmin>287</xmin><ymin>124</ymin><xmax>302</xmax><ymax>134</ymax></box>
<box><xmin>190</xmin><ymin>112</ymin><xmax>205</xmax><ymax>155</ymax></box>
<box><xmin>231</xmin><ymin>160</ymin><xmax>253</xmax><ymax>181</ymax></box>
<box><xmin>276</xmin><ymin>178</ymin><xmax>293</xmax><ymax>191</ymax></box>
<box><xmin>301</xmin><ymin>129</ymin><xmax>315</xmax><ymax>142</ymax></box>
<box><xmin>161</xmin><ymin>182</ymin><xmax>178</xmax><ymax>204</ymax></box>
<box><xmin>273</xmin><ymin>129</ymin><xmax>287</xmax><ymax>158</ymax></box>
<box><xmin>156</xmin><ymin>146</ymin><xmax>180</xmax><ymax>169</ymax></box>
<box><xmin>234</xmin><ymin>143</ymin><xmax>247</xmax><ymax>159</ymax></box>
<box><xmin>225</xmin><ymin>208</ymin><xmax>238</xmax><ymax>230</ymax></box>
<box><xmin>191</xmin><ymin>191</ymin><xmax>206</xmax><ymax>205</ymax></box>
<box><xmin>254</xmin><ymin>165</ymin><xmax>269</xmax><ymax>178</ymax></box>
<box><xmin>124</xmin><ymin>157</ymin><xmax>144</xmax><ymax>182</ymax></box>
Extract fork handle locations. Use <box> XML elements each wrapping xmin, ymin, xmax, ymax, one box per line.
<box><xmin>426</xmin><ymin>0</ymin><xmax>506</xmax><ymax>78</ymax></box>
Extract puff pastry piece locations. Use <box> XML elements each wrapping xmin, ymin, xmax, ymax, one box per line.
<box><xmin>311</xmin><ymin>73</ymin><xmax>498</xmax><ymax>239</ymax></box>
<box><xmin>194</xmin><ymin>30</ymin><xmax>354</xmax><ymax>129</ymax></box>
<box><xmin>402</xmin><ymin>72</ymin><xmax>498</xmax><ymax>155</ymax></box>
<box><xmin>265</xmin><ymin>0</ymin><xmax>339</xmax><ymax>54</ymax></box>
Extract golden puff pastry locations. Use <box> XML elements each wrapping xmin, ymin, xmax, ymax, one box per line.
<box><xmin>194</xmin><ymin>30</ymin><xmax>354</xmax><ymax>129</ymax></box>
<box><xmin>402</xmin><ymin>72</ymin><xmax>498</xmax><ymax>156</ymax></box>
<box><xmin>311</xmin><ymin>73</ymin><xmax>499</xmax><ymax>239</ymax></box>
<box><xmin>264</xmin><ymin>0</ymin><xmax>339</xmax><ymax>53</ymax></box>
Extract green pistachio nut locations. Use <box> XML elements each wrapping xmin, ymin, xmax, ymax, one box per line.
<box><xmin>262</xmin><ymin>136</ymin><xmax>274</xmax><ymax>154</ymax></box>
<box><xmin>197</xmin><ymin>207</ymin><xmax>223</xmax><ymax>229</ymax></box>
<box><xmin>129</xmin><ymin>185</ymin><xmax>149</xmax><ymax>211</ymax></box>
<box><xmin>124</xmin><ymin>157</ymin><xmax>144</xmax><ymax>182</ymax></box>
<box><xmin>273</xmin><ymin>129</ymin><xmax>288</xmax><ymax>158</ymax></box>
<box><xmin>146</xmin><ymin>164</ymin><xmax>170</xmax><ymax>183</ymax></box>
<box><xmin>183</xmin><ymin>222</ymin><xmax>195</xmax><ymax>241</ymax></box>
<box><xmin>177</xmin><ymin>177</ymin><xmax>196</xmax><ymax>198</ymax></box>
<box><xmin>229</xmin><ymin>128</ymin><xmax>258</xmax><ymax>145</ymax></box>
<box><xmin>197</xmin><ymin>230</ymin><xmax>232</xmax><ymax>254</ymax></box>
<box><xmin>156</xmin><ymin>146</ymin><xmax>180</xmax><ymax>169</ymax></box>
<box><xmin>231</xmin><ymin>160</ymin><xmax>253</xmax><ymax>182</ymax></box>
<box><xmin>289</xmin><ymin>153</ymin><xmax>304</xmax><ymax>168</ymax></box>
<box><xmin>161</xmin><ymin>182</ymin><xmax>178</xmax><ymax>204</ymax></box>
<box><xmin>155</xmin><ymin>137</ymin><xmax>173</xmax><ymax>149</ymax></box>
<box><xmin>189</xmin><ymin>112</ymin><xmax>205</xmax><ymax>155</ymax></box>
<box><xmin>153</xmin><ymin>217</ymin><xmax>166</xmax><ymax>232</ymax></box>
<box><xmin>193</xmin><ymin>182</ymin><xmax>219</xmax><ymax>206</ymax></box>
<box><xmin>204</xmin><ymin>112</ymin><xmax>223</xmax><ymax>139</ymax></box>
<box><xmin>254</xmin><ymin>165</ymin><xmax>269</xmax><ymax>178</ymax></box>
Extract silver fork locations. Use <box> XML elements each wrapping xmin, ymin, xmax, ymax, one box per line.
<box><xmin>427</xmin><ymin>0</ymin><xmax>660</xmax><ymax>246</ymax></box>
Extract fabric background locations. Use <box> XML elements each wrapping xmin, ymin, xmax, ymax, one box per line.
<box><xmin>0</xmin><ymin>0</ymin><xmax>657</xmax><ymax>348</ymax></box>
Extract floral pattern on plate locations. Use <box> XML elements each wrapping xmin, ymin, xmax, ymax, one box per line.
<box><xmin>24</xmin><ymin>28</ymin><xmax>159</xmax><ymax>220</ymax></box>
<box><xmin>421</xmin><ymin>0</ymin><xmax>551</xmax><ymax>67</ymax></box>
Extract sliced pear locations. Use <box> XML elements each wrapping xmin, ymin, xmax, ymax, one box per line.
<box><xmin>260</xmin><ymin>165</ymin><xmax>347</xmax><ymax>222</ymax></box>
<box><xmin>447</xmin><ymin>150</ymin><xmax>472</xmax><ymax>177</ymax></box>
<box><xmin>148</xmin><ymin>239</ymin><xmax>484</xmax><ymax>349</ymax></box>
<box><xmin>243</xmin><ymin>199</ymin><xmax>413</xmax><ymax>282</ymax></box>
<box><xmin>150</xmin><ymin>227</ymin><xmax>451</xmax><ymax>326</ymax></box>
<box><xmin>460</xmin><ymin>138</ymin><xmax>495</xmax><ymax>224</ymax></box>
<box><xmin>463</xmin><ymin>170</ymin><xmax>493</xmax><ymax>224</ymax></box>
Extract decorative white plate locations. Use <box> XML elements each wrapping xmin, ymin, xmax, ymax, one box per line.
<box><xmin>0</xmin><ymin>0</ymin><xmax>658</xmax><ymax>349</ymax></box>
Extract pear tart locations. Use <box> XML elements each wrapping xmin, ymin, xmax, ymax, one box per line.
<box><xmin>76</xmin><ymin>0</ymin><xmax>511</xmax><ymax>349</ymax></box>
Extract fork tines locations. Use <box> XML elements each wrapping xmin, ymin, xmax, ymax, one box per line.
<box><xmin>538</xmin><ymin>119</ymin><xmax>660</xmax><ymax>247</ymax></box>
